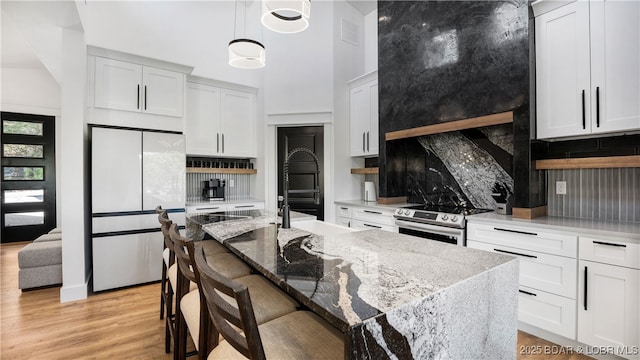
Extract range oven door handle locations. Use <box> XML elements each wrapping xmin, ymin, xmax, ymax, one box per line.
<box><xmin>395</xmin><ymin>219</ymin><xmax>464</xmax><ymax>237</ymax></box>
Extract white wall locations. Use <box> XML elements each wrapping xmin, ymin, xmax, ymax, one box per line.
<box><xmin>329</xmin><ymin>0</ymin><xmax>368</xmax><ymax>221</ymax></box>
<box><xmin>59</xmin><ymin>26</ymin><xmax>89</xmax><ymax>303</ymax></box>
<box><xmin>364</xmin><ymin>8</ymin><xmax>378</xmax><ymax>73</ymax></box>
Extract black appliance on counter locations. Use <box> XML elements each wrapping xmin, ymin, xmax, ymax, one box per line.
<box><xmin>202</xmin><ymin>179</ymin><xmax>225</xmax><ymax>200</ymax></box>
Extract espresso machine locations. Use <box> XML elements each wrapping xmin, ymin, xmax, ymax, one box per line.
<box><xmin>202</xmin><ymin>179</ymin><xmax>225</xmax><ymax>201</ymax></box>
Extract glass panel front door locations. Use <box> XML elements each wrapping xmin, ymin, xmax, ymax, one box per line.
<box><xmin>1</xmin><ymin>112</ymin><xmax>56</xmax><ymax>242</ymax></box>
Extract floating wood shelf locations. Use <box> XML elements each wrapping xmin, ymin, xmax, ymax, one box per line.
<box><xmin>385</xmin><ymin>111</ymin><xmax>514</xmax><ymax>141</ymax></box>
<box><xmin>350</xmin><ymin>167</ymin><xmax>379</xmax><ymax>174</ymax></box>
<box><xmin>535</xmin><ymin>155</ymin><xmax>640</xmax><ymax>170</ymax></box>
<box><xmin>186</xmin><ymin>167</ymin><xmax>257</xmax><ymax>174</ymax></box>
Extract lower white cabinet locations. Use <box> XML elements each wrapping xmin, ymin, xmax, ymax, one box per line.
<box><xmin>578</xmin><ymin>261</ymin><xmax>639</xmax><ymax>357</ymax></box>
<box><xmin>467</xmin><ymin>221</ymin><xmax>577</xmax><ymax>339</ymax></box>
<box><xmin>578</xmin><ymin>236</ymin><xmax>639</xmax><ymax>359</ymax></box>
<box><xmin>518</xmin><ymin>285</ymin><xmax>577</xmax><ymax>339</ymax></box>
<box><xmin>334</xmin><ymin>204</ymin><xmax>398</xmax><ymax>232</ymax></box>
<box><xmin>186</xmin><ymin>201</ymin><xmax>264</xmax><ymax>214</ymax></box>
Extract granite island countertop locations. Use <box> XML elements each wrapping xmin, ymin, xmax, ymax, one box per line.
<box><xmin>195</xmin><ymin>213</ymin><xmax>520</xmax><ymax>359</ymax></box>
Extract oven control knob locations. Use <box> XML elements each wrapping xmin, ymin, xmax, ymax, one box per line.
<box><xmin>403</xmin><ymin>210</ymin><xmax>411</xmax><ymax>215</ymax></box>
<box><xmin>442</xmin><ymin>215</ymin><xmax>448</xmax><ymax>220</ymax></box>
<box><xmin>451</xmin><ymin>216</ymin><xmax>458</xmax><ymax>222</ymax></box>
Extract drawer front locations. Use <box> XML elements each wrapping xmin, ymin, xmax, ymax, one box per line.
<box><xmin>336</xmin><ymin>216</ymin><xmax>351</xmax><ymax>228</ymax></box>
<box><xmin>186</xmin><ymin>204</ymin><xmax>228</xmax><ymax>214</ymax></box>
<box><xmin>467</xmin><ymin>222</ymin><xmax>577</xmax><ymax>257</ymax></box>
<box><xmin>518</xmin><ymin>285</ymin><xmax>577</xmax><ymax>340</ymax></box>
<box><xmin>352</xmin><ymin>207</ymin><xmax>396</xmax><ymax>226</ymax></box>
<box><xmin>579</xmin><ymin>237</ymin><xmax>639</xmax><ymax>269</ymax></box>
<box><xmin>336</xmin><ymin>206</ymin><xmax>352</xmax><ymax>218</ymax></box>
<box><xmin>468</xmin><ymin>241</ymin><xmax>577</xmax><ymax>298</ymax></box>
<box><xmin>228</xmin><ymin>202</ymin><xmax>265</xmax><ymax>211</ymax></box>
<box><xmin>351</xmin><ymin>219</ymin><xmax>398</xmax><ymax>233</ymax></box>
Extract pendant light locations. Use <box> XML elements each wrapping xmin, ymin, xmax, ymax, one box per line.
<box><xmin>229</xmin><ymin>0</ymin><xmax>265</xmax><ymax>69</ymax></box>
<box><xmin>261</xmin><ymin>0</ymin><xmax>310</xmax><ymax>33</ymax></box>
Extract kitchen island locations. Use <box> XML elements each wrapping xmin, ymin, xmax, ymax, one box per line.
<box><xmin>189</xmin><ymin>211</ymin><xmax>519</xmax><ymax>359</ymax></box>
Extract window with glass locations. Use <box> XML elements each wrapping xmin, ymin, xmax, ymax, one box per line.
<box><xmin>3</xmin><ymin>144</ymin><xmax>44</xmax><ymax>158</ymax></box>
<box><xmin>3</xmin><ymin>167</ymin><xmax>44</xmax><ymax>181</ymax></box>
<box><xmin>2</xmin><ymin>120</ymin><xmax>43</xmax><ymax>136</ymax></box>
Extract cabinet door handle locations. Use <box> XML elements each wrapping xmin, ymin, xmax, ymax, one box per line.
<box><xmin>493</xmin><ymin>227</ymin><xmax>537</xmax><ymax>236</ymax></box>
<box><xmin>595</xmin><ymin>86</ymin><xmax>600</xmax><ymax>127</ymax></box>
<box><xmin>144</xmin><ymin>85</ymin><xmax>147</xmax><ymax>110</ymax></box>
<box><xmin>222</xmin><ymin>133</ymin><xmax>225</xmax><ymax>153</ymax></box>
<box><xmin>581</xmin><ymin>89</ymin><xmax>586</xmax><ymax>129</ymax></box>
<box><xmin>493</xmin><ymin>248</ymin><xmax>537</xmax><ymax>259</ymax></box>
<box><xmin>348</xmin><ymin>221</ymin><xmax>351</xmax><ymax>227</ymax></box>
<box><xmin>366</xmin><ymin>131</ymin><xmax>370</xmax><ymax>152</ymax></box>
<box><xmin>137</xmin><ymin>85</ymin><xmax>140</xmax><ymax>109</ymax></box>
<box><xmin>234</xmin><ymin>205</ymin><xmax>254</xmax><ymax>209</ymax></box>
<box><xmin>592</xmin><ymin>240</ymin><xmax>626</xmax><ymax>248</ymax></box>
<box><xmin>340</xmin><ymin>207</ymin><xmax>348</xmax><ymax>210</ymax></box>
<box><xmin>362</xmin><ymin>132</ymin><xmax>366</xmax><ymax>152</ymax></box>
<box><xmin>363</xmin><ymin>210</ymin><xmax>382</xmax><ymax>215</ymax></box>
<box><xmin>519</xmin><ymin>289</ymin><xmax>537</xmax><ymax>297</ymax></box>
<box><xmin>197</xmin><ymin>206</ymin><xmax>220</xmax><ymax>210</ymax></box>
<box><xmin>584</xmin><ymin>266</ymin><xmax>588</xmax><ymax>311</ymax></box>
<box><xmin>217</xmin><ymin>133</ymin><xmax>220</xmax><ymax>153</ymax></box>
<box><xmin>363</xmin><ymin>223</ymin><xmax>381</xmax><ymax>228</ymax></box>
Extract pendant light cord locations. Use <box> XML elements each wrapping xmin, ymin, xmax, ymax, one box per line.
<box><xmin>233</xmin><ymin>0</ymin><xmax>238</xmax><ymax>39</ymax></box>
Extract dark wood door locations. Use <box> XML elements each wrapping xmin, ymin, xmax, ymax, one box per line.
<box><xmin>1</xmin><ymin>112</ymin><xmax>56</xmax><ymax>242</ymax></box>
<box><xmin>277</xmin><ymin>126</ymin><xmax>324</xmax><ymax>221</ymax></box>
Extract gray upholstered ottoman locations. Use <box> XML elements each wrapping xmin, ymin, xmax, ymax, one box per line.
<box><xmin>18</xmin><ymin>240</ymin><xmax>62</xmax><ymax>289</ymax></box>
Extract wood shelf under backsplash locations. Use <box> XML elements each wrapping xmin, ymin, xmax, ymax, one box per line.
<box><xmin>385</xmin><ymin>111</ymin><xmax>514</xmax><ymax>141</ymax></box>
<box><xmin>351</xmin><ymin>167</ymin><xmax>379</xmax><ymax>174</ymax></box>
<box><xmin>186</xmin><ymin>167</ymin><xmax>257</xmax><ymax>174</ymax></box>
<box><xmin>535</xmin><ymin>155</ymin><xmax>640</xmax><ymax>170</ymax></box>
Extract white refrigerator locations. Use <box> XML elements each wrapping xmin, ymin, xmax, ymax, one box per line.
<box><xmin>91</xmin><ymin>126</ymin><xmax>185</xmax><ymax>291</ymax></box>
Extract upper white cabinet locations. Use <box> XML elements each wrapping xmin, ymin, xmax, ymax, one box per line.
<box><xmin>185</xmin><ymin>81</ymin><xmax>256</xmax><ymax>158</ymax></box>
<box><xmin>349</xmin><ymin>71</ymin><xmax>378</xmax><ymax>157</ymax></box>
<box><xmin>535</xmin><ymin>0</ymin><xmax>640</xmax><ymax>139</ymax></box>
<box><xmin>94</xmin><ymin>57</ymin><xmax>185</xmax><ymax>118</ymax></box>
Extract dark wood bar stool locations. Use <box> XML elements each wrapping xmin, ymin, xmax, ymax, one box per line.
<box><xmin>192</xmin><ymin>242</ymin><xmax>345</xmax><ymax>360</ymax></box>
<box><xmin>171</xmin><ymin>226</ymin><xmax>301</xmax><ymax>360</ymax></box>
<box><xmin>156</xmin><ymin>205</ymin><xmax>171</xmax><ymax>321</ymax></box>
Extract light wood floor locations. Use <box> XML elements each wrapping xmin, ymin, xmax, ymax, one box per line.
<box><xmin>1</xmin><ymin>241</ymin><xmax>591</xmax><ymax>359</ymax></box>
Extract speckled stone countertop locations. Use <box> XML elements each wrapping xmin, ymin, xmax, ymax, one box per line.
<box><xmin>199</xmin><ymin>214</ymin><xmax>520</xmax><ymax>359</ymax></box>
<box><xmin>467</xmin><ymin>212</ymin><xmax>640</xmax><ymax>241</ymax></box>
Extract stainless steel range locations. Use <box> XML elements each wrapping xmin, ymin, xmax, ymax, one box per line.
<box><xmin>394</xmin><ymin>205</ymin><xmax>493</xmax><ymax>246</ymax></box>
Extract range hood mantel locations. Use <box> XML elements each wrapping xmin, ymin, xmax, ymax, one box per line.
<box><xmin>385</xmin><ymin>111</ymin><xmax>514</xmax><ymax>141</ymax></box>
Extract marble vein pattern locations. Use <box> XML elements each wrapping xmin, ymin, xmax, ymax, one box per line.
<box><xmin>203</xmin><ymin>214</ymin><xmax>275</xmax><ymax>242</ymax></box>
<box><xmin>198</xmin><ymin>215</ymin><xmax>519</xmax><ymax>359</ymax></box>
<box><xmin>417</xmin><ymin>129</ymin><xmax>514</xmax><ymax>209</ymax></box>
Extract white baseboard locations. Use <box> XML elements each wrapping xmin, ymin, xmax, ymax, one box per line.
<box><xmin>60</xmin><ymin>279</ymin><xmax>89</xmax><ymax>303</ymax></box>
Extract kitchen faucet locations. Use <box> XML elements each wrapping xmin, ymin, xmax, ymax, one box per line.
<box><xmin>281</xmin><ymin>147</ymin><xmax>320</xmax><ymax>229</ymax></box>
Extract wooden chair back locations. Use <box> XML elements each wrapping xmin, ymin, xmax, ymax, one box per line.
<box><xmin>193</xmin><ymin>242</ymin><xmax>266</xmax><ymax>360</ymax></box>
<box><xmin>169</xmin><ymin>223</ymin><xmax>198</xmax><ymax>286</ymax></box>
<box><xmin>158</xmin><ymin>214</ymin><xmax>175</xmax><ymax>266</ymax></box>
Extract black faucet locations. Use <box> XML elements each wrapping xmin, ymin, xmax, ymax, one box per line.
<box><xmin>281</xmin><ymin>147</ymin><xmax>320</xmax><ymax>229</ymax></box>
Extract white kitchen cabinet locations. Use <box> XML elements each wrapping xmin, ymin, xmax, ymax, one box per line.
<box><xmin>467</xmin><ymin>221</ymin><xmax>577</xmax><ymax>339</ymax></box>
<box><xmin>185</xmin><ymin>82</ymin><xmax>221</xmax><ymax>155</ymax></box>
<box><xmin>220</xmin><ymin>89</ymin><xmax>256</xmax><ymax>158</ymax></box>
<box><xmin>94</xmin><ymin>57</ymin><xmax>185</xmax><ymax>117</ymax></box>
<box><xmin>349</xmin><ymin>71</ymin><xmax>378</xmax><ymax>157</ymax></box>
<box><xmin>535</xmin><ymin>0</ymin><xmax>640</xmax><ymax>139</ymax></box>
<box><xmin>185</xmin><ymin>82</ymin><xmax>256</xmax><ymax>158</ymax></box>
<box><xmin>185</xmin><ymin>201</ymin><xmax>264</xmax><ymax>215</ymax></box>
<box><xmin>334</xmin><ymin>204</ymin><xmax>397</xmax><ymax>232</ymax></box>
<box><xmin>578</xmin><ymin>237</ymin><xmax>639</xmax><ymax>359</ymax></box>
